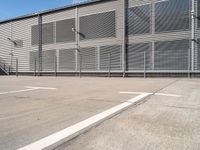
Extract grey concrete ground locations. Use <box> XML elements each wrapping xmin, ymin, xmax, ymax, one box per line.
<box><xmin>55</xmin><ymin>79</ymin><xmax>200</xmax><ymax>150</ymax></box>
<box><xmin>0</xmin><ymin>77</ymin><xmax>199</xmax><ymax>150</ymax></box>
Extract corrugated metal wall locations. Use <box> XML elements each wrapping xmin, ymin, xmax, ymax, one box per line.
<box><xmin>0</xmin><ymin>0</ymin><xmax>200</xmax><ymax>75</ymax></box>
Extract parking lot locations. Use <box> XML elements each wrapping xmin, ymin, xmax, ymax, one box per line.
<box><xmin>0</xmin><ymin>76</ymin><xmax>200</xmax><ymax>150</ymax></box>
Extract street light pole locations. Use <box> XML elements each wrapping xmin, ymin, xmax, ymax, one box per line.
<box><xmin>72</xmin><ymin>27</ymin><xmax>81</xmax><ymax>77</ymax></box>
<box><xmin>7</xmin><ymin>38</ymin><xmax>16</xmax><ymax>73</ymax></box>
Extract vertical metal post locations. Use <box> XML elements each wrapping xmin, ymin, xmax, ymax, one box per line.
<box><xmin>188</xmin><ymin>48</ymin><xmax>191</xmax><ymax>78</ymax></box>
<box><xmin>16</xmin><ymin>58</ymin><xmax>18</xmax><ymax>77</ymax></box>
<box><xmin>108</xmin><ymin>52</ymin><xmax>111</xmax><ymax>78</ymax></box>
<box><xmin>191</xmin><ymin>0</ymin><xmax>195</xmax><ymax>71</ymax></box>
<box><xmin>38</xmin><ymin>14</ymin><xmax>42</xmax><ymax>76</ymax></box>
<box><xmin>79</xmin><ymin>53</ymin><xmax>82</xmax><ymax>78</ymax></box>
<box><xmin>55</xmin><ymin>55</ymin><xmax>57</xmax><ymax>77</ymax></box>
<box><xmin>144</xmin><ymin>51</ymin><xmax>146</xmax><ymax>78</ymax></box>
<box><xmin>34</xmin><ymin>57</ymin><xmax>37</xmax><ymax>76</ymax></box>
<box><xmin>122</xmin><ymin>0</ymin><xmax>128</xmax><ymax>78</ymax></box>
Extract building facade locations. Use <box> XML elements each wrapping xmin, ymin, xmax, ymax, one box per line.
<box><xmin>0</xmin><ymin>0</ymin><xmax>200</xmax><ymax>76</ymax></box>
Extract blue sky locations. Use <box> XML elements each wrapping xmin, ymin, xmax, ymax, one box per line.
<box><xmin>0</xmin><ymin>0</ymin><xmax>75</xmax><ymax>21</ymax></box>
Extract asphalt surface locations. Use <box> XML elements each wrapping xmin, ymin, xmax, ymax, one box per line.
<box><xmin>0</xmin><ymin>77</ymin><xmax>199</xmax><ymax>150</ymax></box>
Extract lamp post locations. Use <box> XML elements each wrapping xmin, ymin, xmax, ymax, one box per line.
<box><xmin>72</xmin><ymin>27</ymin><xmax>82</xmax><ymax>77</ymax></box>
<box><xmin>7</xmin><ymin>38</ymin><xmax>17</xmax><ymax>73</ymax></box>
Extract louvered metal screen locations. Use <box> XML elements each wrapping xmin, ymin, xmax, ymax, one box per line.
<box><xmin>78</xmin><ymin>47</ymin><xmax>98</xmax><ymax>71</ymax></box>
<box><xmin>154</xmin><ymin>39</ymin><xmax>189</xmax><ymax>70</ymax></box>
<box><xmin>56</xmin><ymin>19</ymin><xmax>75</xmax><ymax>43</ymax></box>
<box><xmin>155</xmin><ymin>0</ymin><xmax>190</xmax><ymax>33</ymax></box>
<box><xmin>59</xmin><ymin>49</ymin><xmax>76</xmax><ymax>71</ymax></box>
<box><xmin>128</xmin><ymin>4</ymin><xmax>151</xmax><ymax>35</ymax></box>
<box><xmin>31</xmin><ymin>22</ymin><xmax>54</xmax><ymax>45</ymax></box>
<box><xmin>127</xmin><ymin>43</ymin><xmax>151</xmax><ymax>71</ymax></box>
<box><xmin>42</xmin><ymin>50</ymin><xmax>56</xmax><ymax>71</ymax></box>
<box><xmin>99</xmin><ymin>45</ymin><xmax>122</xmax><ymax>71</ymax></box>
<box><xmin>79</xmin><ymin>11</ymin><xmax>116</xmax><ymax>40</ymax></box>
<box><xmin>29</xmin><ymin>51</ymin><xmax>39</xmax><ymax>71</ymax></box>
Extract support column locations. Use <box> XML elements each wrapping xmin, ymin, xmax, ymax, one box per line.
<box><xmin>38</xmin><ymin>14</ymin><xmax>42</xmax><ymax>75</ymax></box>
<box><xmin>191</xmin><ymin>0</ymin><xmax>195</xmax><ymax>71</ymax></box>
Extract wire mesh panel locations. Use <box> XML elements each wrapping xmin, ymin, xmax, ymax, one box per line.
<box><xmin>78</xmin><ymin>47</ymin><xmax>98</xmax><ymax>71</ymax></box>
<box><xmin>31</xmin><ymin>22</ymin><xmax>54</xmax><ymax>45</ymax></box>
<box><xmin>128</xmin><ymin>4</ymin><xmax>151</xmax><ymax>35</ymax></box>
<box><xmin>59</xmin><ymin>49</ymin><xmax>76</xmax><ymax>71</ymax></box>
<box><xmin>79</xmin><ymin>11</ymin><xmax>116</xmax><ymax>40</ymax></box>
<box><xmin>127</xmin><ymin>43</ymin><xmax>151</xmax><ymax>71</ymax></box>
<box><xmin>154</xmin><ymin>39</ymin><xmax>190</xmax><ymax>70</ymax></box>
<box><xmin>99</xmin><ymin>45</ymin><xmax>122</xmax><ymax>71</ymax></box>
<box><xmin>42</xmin><ymin>50</ymin><xmax>56</xmax><ymax>71</ymax></box>
<box><xmin>56</xmin><ymin>19</ymin><xmax>75</xmax><ymax>43</ymax></box>
<box><xmin>155</xmin><ymin>0</ymin><xmax>190</xmax><ymax>33</ymax></box>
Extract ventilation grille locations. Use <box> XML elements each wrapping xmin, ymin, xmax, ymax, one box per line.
<box><xmin>127</xmin><ymin>43</ymin><xmax>151</xmax><ymax>71</ymax></box>
<box><xmin>59</xmin><ymin>49</ymin><xmax>76</xmax><ymax>71</ymax></box>
<box><xmin>79</xmin><ymin>11</ymin><xmax>116</xmax><ymax>40</ymax></box>
<box><xmin>42</xmin><ymin>50</ymin><xmax>56</xmax><ymax>71</ymax></box>
<box><xmin>100</xmin><ymin>45</ymin><xmax>122</xmax><ymax>71</ymax></box>
<box><xmin>56</xmin><ymin>19</ymin><xmax>75</xmax><ymax>43</ymax></box>
<box><xmin>78</xmin><ymin>47</ymin><xmax>98</xmax><ymax>71</ymax></box>
<box><xmin>128</xmin><ymin>4</ymin><xmax>151</xmax><ymax>35</ymax></box>
<box><xmin>154</xmin><ymin>39</ymin><xmax>189</xmax><ymax>70</ymax></box>
<box><xmin>155</xmin><ymin>0</ymin><xmax>190</xmax><ymax>33</ymax></box>
<box><xmin>31</xmin><ymin>22</ymin><xmax>54</xmax><ymax>45</ymax></box>
<box><xmin>29</xmin><ymin>51</ymin><xmax>39</xmax><ymax>71</ymax></box>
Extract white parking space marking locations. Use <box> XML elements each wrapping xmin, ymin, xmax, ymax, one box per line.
<box><xmin>0</xmin><ymin>86</ymin><xmax>57</xmax><ymax>95</ymax></box>
<box><xmin>120</xmin><ymin>91</ymin><xmax>181</xmax><ymax>97</ymax></box>
<box><xmin>18</xmin><ymin>93</ymin><xmax>151</xmax><ymax>150</ymax></box>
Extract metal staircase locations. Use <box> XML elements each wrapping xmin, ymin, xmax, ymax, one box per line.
<box><xmin>0</xmin><ymin>59</ymin><xmax>9</xmax><ymax>75</ymax></box>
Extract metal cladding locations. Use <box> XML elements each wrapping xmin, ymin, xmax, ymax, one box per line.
<box><xmin>0</xmin><ymin>0</ymin><xmax>200</xmax><ymax>75</ymax></box>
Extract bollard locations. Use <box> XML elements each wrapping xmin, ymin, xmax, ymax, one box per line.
<box><xmin>79</xmin><ymin>54</ymin><xmax>82</xmax><ymax>78</ymax></box>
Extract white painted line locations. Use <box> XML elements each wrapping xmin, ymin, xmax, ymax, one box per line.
<box><xmin>120</xmin><ymin>91</ymin><xmax>181</xmax><ymax>97</ymax></box>
<box><xmin>25</xmin><ymin>86</ymin><xmax>57</xmax><ymax>90</ymax></box>
<box><xmin>155</xmin><ymin>93</ymin><xmax>181</xmax><ymax>97</ymax></box>
<box><xmin>18</xmin><ymin>93</ymin><xmax>150</xmax><ymax>150</ymax></box>
<box><xmin>0</xmin><ymin>86</ymin><xmax>57</xmax><ymax>95</ymax></box>
<box><xmin>0</xmin><ymin>88</ymin><xmax>38</xmax><ymax>95</ymax></box>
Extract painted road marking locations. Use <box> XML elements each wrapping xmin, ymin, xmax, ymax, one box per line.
<box><xmin>120</xmin><ymin>91</ymin><xmax>181</xmax><ymax>97</ymax></box>
<box><xmin>0</xmin><ymin>86</ymin><xmax>56</xmax><ymax>95</ymax></box>
<box><xmin>18</xmin><ymin>93</ymin><xmax>151</xmax><ymax>150</ymax></box>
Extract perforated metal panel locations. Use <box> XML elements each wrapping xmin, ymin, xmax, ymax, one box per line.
<box><xmin>127</xmin><ymin>43</ymin><xmax>151</xmax><ymax>71</ymax></box>
<box><xmin>59</xmin><ymin>49</ymin><xmax>76</xmax><ymax>71</ymax></box>
<box><xmin>78</xmin><ymin>47</ymin><xmax>98</xmax><ymax>71</ymax></box>
<box><xmin>56</xmin><ymin>19</ymin><xmax>75</xmax><ymax>43</ymax></box>
<box><xmin>42</xmin><ymin>50</ymin><xmax>56</xmax><ymax>71</ymax></box>
<box><xmin>100</xmin><ymin>45</ymin><xmax>122</xmax><ymax>71</ymax></box>
<box><xmin>155</xmin><ymin>0</ymin><xmax>190</xmax><ymax>33</ymax></box>
<box><xmin>31</xmin><ymin>22</ymin><xmax>54</xmax><ymax>45</ymax></box>
<box><xmin>154</xmin><ymin>39</ymin><xmax>189</xmax><ymax>70</ymax></box>
<box><xmin>79</xmin><ymin>11</ymin><xmax>116</xmax><ymax>40</ymax></box>
<box><xmin>128</xmin><ymin>4</ymin><xmax>151</xmax><ymax>35</ymax></box>
<box><xmin>29</xmin><ymin>51</ymin><xmax>38</xmax><ymax>71</ymax></box>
